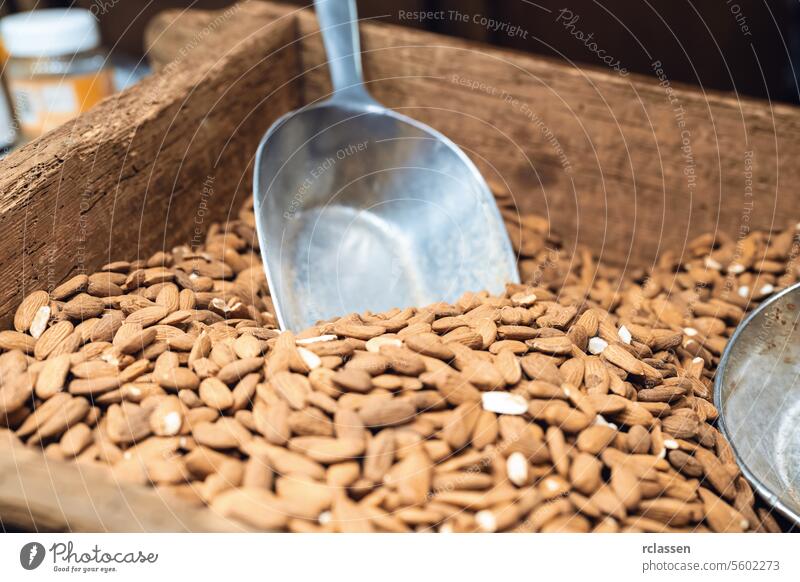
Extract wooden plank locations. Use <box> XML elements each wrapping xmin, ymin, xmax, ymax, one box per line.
<box><xmin>146</xmin><ymin>3</ymin><xmax>800</xmax><ymax>268</ymax></box>
<box><xmin>0</xmin><ymin>435</ymin><xmax>248</xmax><ymax>532</ymax></box>
<box><xmin>144</xmin><ymin>2</ymin><xmax>296</xmax><ymax>69</ymax></box>
<box><xmin>293</xmin><ymin>11</ymin><xmax>800</xmax><ymax>268</ymax></box>
<box><xmin>0</xmin><ymin>2</ymin><xmax>301</xmax><ymax>324</ymax></box>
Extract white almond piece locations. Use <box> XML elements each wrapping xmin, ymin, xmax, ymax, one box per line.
<box><xmin>29</xmin><ymin>305</ymin><xmax>51</xmax><ymax>339</ymax></box>
<box><xmin>682</xmin><ymin>327</ymin><xmax>698</xmax><ymax>337</ymax></box>
<box><xmin>704</xmin><ymin>257</ymin><xmax>722</xmax><ymax>270</ymax></box>
<box><xmin>506</xmin><ymin>451</ymin><xmax>529</xmax><ymax>487</ymax></box>
<box><xmin>759</xmin><ymin>283</ymin><xmax>774</xmax><ymax>295</ymax></box>
<box><xmin>511</xmin><ymin>293</ymin><xmax>537</xmax><ymax>307</ymax></box>
<box><xmin>617</xmin><ymin>325</ymin><xmax>632</xmax><ymax>344</ymax></box>
<box><xmin>728</xmin><ymin>263</ymin><xmax>745</xmax><ymax>274</ymax></box>
<box><xmin>587</xmin><ymin>337</ymin><xmax>608</xmax><ymax>355</ymax></box>
<box><xmin>481</xmin><ymin>392</ymin><xmax>528</xmax><ymax>415</ymax></box>
<box><xmin>475</xmin><ymin>510</ymin><xmax>497</xmax><ymax>533</ymax></box>
<box><xmin>162</xmin><ymin>411</ymin><xmax>182</xmax><ymax>436</ymax></box>
<box><xmin>594</xmin><ymin>415</ymin><xmax>617</xmax><ymax>430</ymax></box>
<box><xmin>365</xmin><ymin>336</ymin><xmax>403</xmax><ymax>353</ymax></box>
<box><xmin>297</xmin><ymin>346</ymin><xmax>322</xmax><ymax>370</ymax></box>
<box><xmin>296</xmin><ymin>334</ymin><xmax>337</xmax><ymax>345</ymax></box>
<box><xmin>737</xmin><ymin>286</ymin><xmax>749</xmax><ymax>298</ymax></box>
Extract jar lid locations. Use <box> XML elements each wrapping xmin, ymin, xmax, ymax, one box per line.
<box><xmin>1</xmin><ymin>9</ymin><xmax>101</xmax><ymax>58</ymax></box>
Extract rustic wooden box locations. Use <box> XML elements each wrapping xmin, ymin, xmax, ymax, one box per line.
<box><xmin>2</xmin><ymin>1</ymin><xmax>799</xmax><ymax>531</ymax></box>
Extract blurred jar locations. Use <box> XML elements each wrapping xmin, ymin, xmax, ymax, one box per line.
<box><xmin>0</xmin><ymin>81</ymin><xmax>17</xmax><ymax>153</ymax></box>
<box><xmin>0</xmin><ymin>8</ymin><xmax>114</xmax><ymax>139</ymax></box>
<box><xmin>0</xmin><ymin>38</ymin><xmax>19</xmax><ymax>152</ymax></box>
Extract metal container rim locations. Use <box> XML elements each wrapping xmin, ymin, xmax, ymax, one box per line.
<box><xmin>714</xmin><ymin>281</ymin><xmax>800</xmax><ymax>526</ymax></box>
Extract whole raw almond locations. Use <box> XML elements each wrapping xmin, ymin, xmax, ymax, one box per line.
<box><xmin>193</xmin><ymin>417</ymin><xmax>252</xmax><ymax>449</ymax></box>
<box><xmin>51</xmin><ymin>274</ymin><xmax>89</xmax><ymax>300</ymax></box>
<box><xmin>155</xmin><ymin>365</ymin><xmax>200</xmax><ymax>391</ymax></box>
<box><xmin>59</xmin><ymin>423</ymin><xmax>93</xmax><ymax>457</ymax></box>
<box><xmin>0</xmin><ymin>330</ymin><xmax>36</xmax><ymax>354</ymax></box>
<box><xmin>530</xmin><ymin>335</ymin><xmax>574</xmax><ymax>355</ymax></box>
<box><xmin>28</xmin><ymin>396</ymin><xmax>90</xmax><ymax>442</ymax></box>
<box><xmin>199</xmin><ymin>377</ymin><xmax>235</xmax><ymax>410</ymax></box>
<box><xmin>601</xmin><ymin>344</ymin><xmax>644</xmax><ymax>375</ymax></box>
<box><xmin>211</xmin><ymin>487</ymin><xmax>288</xmax><ymax>531</ymax></box>
<box><xmin>405</xmin><ymin>333</ymin><xmax>455</xmax><ymax>360</ymax></box>
<box><xmin>0</xmin><ymin>372</ymin><xmax>35</xmax><ymax>415</ymax></box>
<box><xmin>289</xmin><ymin>436</ymin><xmax>365</xmax><ymax>464</ymax></box>
<box><xmin>363</xmin><ymin>428</ymin><xmax>395</xmax><ymax>483</ymax></box>
<box><xmin>125</xmin><ymin>306</ymin><xmax>170</xmax><ymax>328</ymax></box>
<box><xmin>62</xmin><ymin>293</ymin><xmax>105</xmax><ymax>320</ymax></box>
<box><xmin>113</xmin><ymin>323</ymin><xmax>157</xmax><ymax>354</ymax></box>
<box><xmin>217</xmin><ymin>357</ymin><xmax>263</xmax><ymax>385</ymax></box>
<box><xmin>332</xmin><ymin>323</ymin><xmax>386</xmax><ymax>340</ymax></box>
<box><xmin>271</xmin><ymin>372</ymin><xmax>310</xmax><ymax>410</ymax></box>
<box><xmin>332</xmin><ymin>368</ymin><xmax>373</xmax><ymax>393</ymax></box>
<box><xmin>150</xmin><ymin>396</ymin><xmax>184</xmax><ymax>436</ymax></box>
<box><xmin>358</xmin><ymin>398</ymin><xmax>416</xmax><ymax>427</ymax></box>
<box><xmin>253</xmin><ymin>399</ymin><xmax>291</xmax><ymax>445</ymax></box>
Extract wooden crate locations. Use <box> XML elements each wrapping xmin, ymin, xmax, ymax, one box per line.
<box><xmin>1</xmin><ymin>0</ymin><xmax>799</xmax><ymax>531</ymax></box>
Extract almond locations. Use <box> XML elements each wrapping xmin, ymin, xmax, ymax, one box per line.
<box><xmin>14</xmin><ymin>290</ymin><xmax>49</xmax><ymax>332</ymax></box>
<box><xmin>0</xmin><ymin>330</ymin><xmax>36</xmax><ymax>354</ymax></box>
<box><xmin>358</xmin><ymin>398</ymin><xmax>416</xmax><ymax>427</ymax></box>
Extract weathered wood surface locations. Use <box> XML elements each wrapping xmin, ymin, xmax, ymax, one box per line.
<box><xmin>0</xmin><ymin>436</ymin><xmax>248</xmax><ymax>532</ymax></box>
<box><xmin>0</xmin><ymin>2</ymin><xmax>300</xmax><ymax>326</ymax></box>
<box><xmin>297</xmin><ymin>12</ymin><xmax>800</xmax><ymax>270</ymax></box>
<box><xmin>144</xmin><ymin>1</ymin><xmax>297</xmax><ymax>70</ymax></box>
<box><xmin>150</xmin><ymin>3</ymin><xmax>800</xmax><ymax>272</ymax></box>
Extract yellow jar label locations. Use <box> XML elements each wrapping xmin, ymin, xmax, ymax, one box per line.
<box><xmin>8</xmin><ymin>69</ymin><xmax>114</xmax><ymax>138</ymax></box>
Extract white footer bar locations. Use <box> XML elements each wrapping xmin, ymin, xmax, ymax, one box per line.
<box><xmin>0</xmin><ymin>533</ymin><xmax>797</xmax><ymax>581</ymax></box>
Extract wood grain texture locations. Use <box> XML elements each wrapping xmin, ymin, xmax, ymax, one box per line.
<box><xmin>0</xmin><ymin>2</ymin><xmax>300</xmax><ymax>325</ymax></box>
<box><xmin>293</xmin><ymin>11</ymin><xmax>800</xmax><ymax>272</ymax></box>
<box><xmin>144</xmin><ymin>1</ymin><xmax>298</xmax><ymax>69</ymax></box>
<box><xmin>147</xmin><ymin>4</ymin><xmax>800</xmax><ymax>272</ymax></box>
<box><xmin>0</xmin><ymin>436</ymin><xmax>248</xmax><ymax>532</ymax></box>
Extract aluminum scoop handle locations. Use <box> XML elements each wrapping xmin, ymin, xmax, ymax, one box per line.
<box><xmin>315</xmin><ymin>0</ymin><xmax>375</xmax><ymax>104</ymax></box>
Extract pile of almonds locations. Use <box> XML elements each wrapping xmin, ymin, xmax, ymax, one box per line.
<box><xmin>0</xmin><ymin>195</ymin><xmax>796</xmax><ymax>532</ymax></box>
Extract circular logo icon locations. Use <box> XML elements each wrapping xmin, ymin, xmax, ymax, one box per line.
<box><xmin>20</xmin><ymin>542</ymin><xmax>46</xmax><ymax>570</ymax></box>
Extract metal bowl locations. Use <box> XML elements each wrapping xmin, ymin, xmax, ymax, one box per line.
<box><xmin>715</xmin><ymin>282</ymin><xmax>800</xmax><ymax>525</ymax></box>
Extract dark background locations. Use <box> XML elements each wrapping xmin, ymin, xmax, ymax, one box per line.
<box><xmin>4</xmin><ymin>0</ymin><xmax>799</xmax><ymax>103</ymax></box>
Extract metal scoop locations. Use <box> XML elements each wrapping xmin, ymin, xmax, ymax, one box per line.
<box><xmin>715</xmin><ymin>282</ymin><xmax>800</xmax><ymax>526</ymax></box>
<box><xmin>253</xmin><ymin>0</ymin><xmax>518</xmax><ymax>331</ymax></box>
